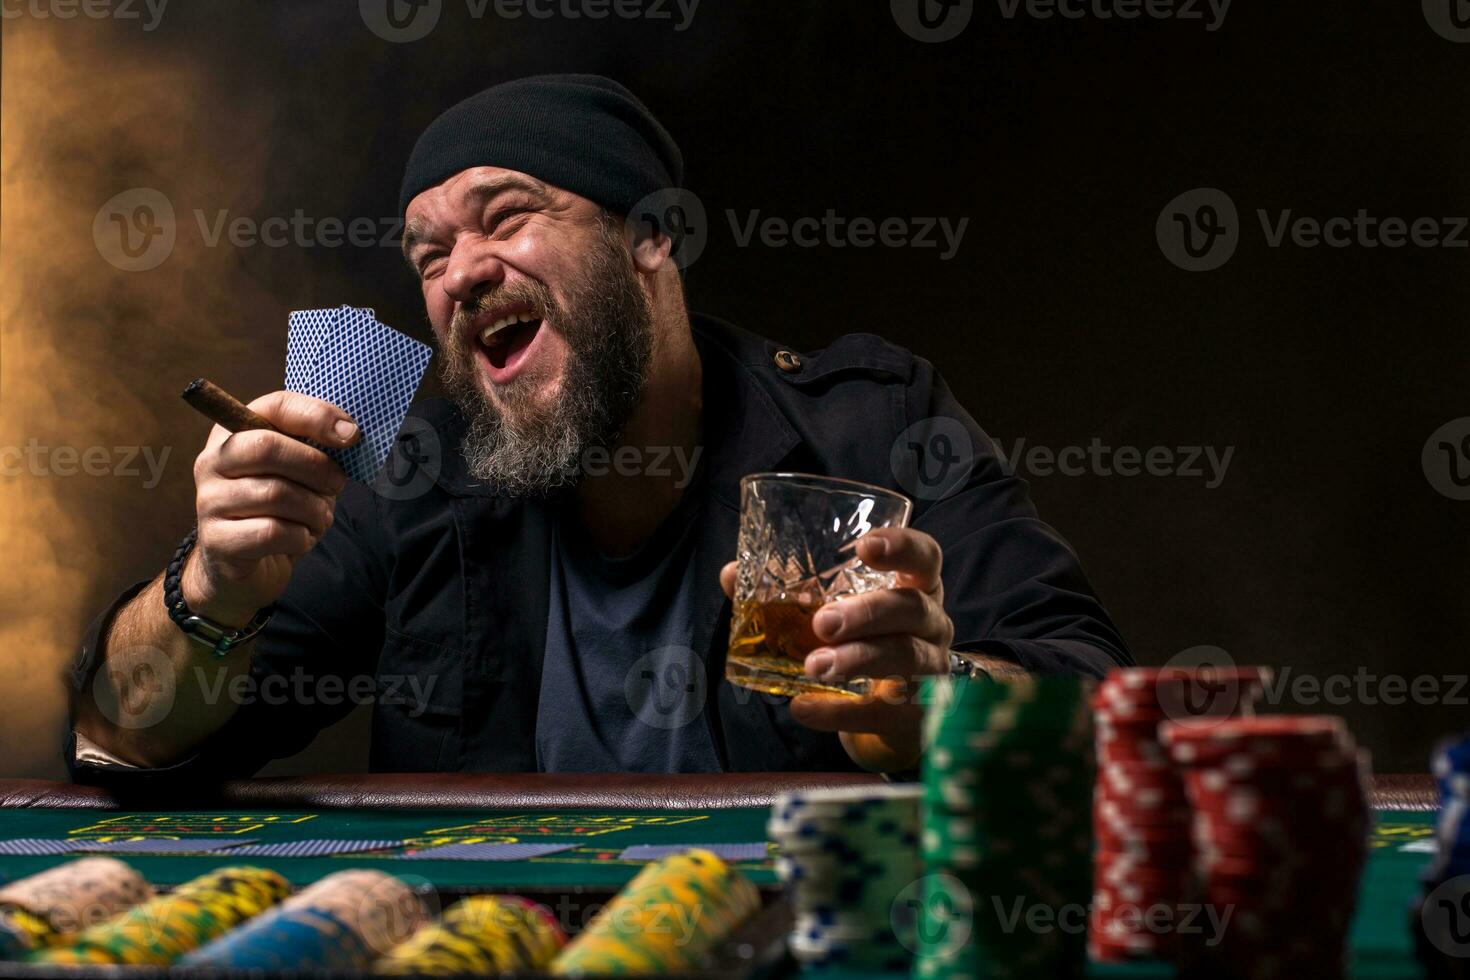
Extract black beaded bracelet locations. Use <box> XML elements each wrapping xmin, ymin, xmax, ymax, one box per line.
<box><xmin>162</xmin><ymin>527</ymin><xmax>274</xmax><ymax>657</ymax></box>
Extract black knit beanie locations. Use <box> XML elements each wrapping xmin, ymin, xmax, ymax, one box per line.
<box><xmin>398</xmin><ymin>74</ymin><xmax>683</xmax><ymax>219</ymax></box>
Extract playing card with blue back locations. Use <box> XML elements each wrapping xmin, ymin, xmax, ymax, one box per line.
<box><xmin>286</xmin><ymin>306</ymin><xmax>430</xmax><ymax>484</ymax></box>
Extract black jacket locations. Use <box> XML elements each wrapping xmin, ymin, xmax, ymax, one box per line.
<box><xmin>67</xmin><ymin>315</ymin><xmax>1130</xmax><ymax>783</ymax></box>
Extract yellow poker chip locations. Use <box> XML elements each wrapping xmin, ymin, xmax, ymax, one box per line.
<box><xmin>552</xmin><ymin>850</ymin><xmax>760</xmax><ymax>976</ymax></box>
<box><xmin>375</xmin><ymin>895</ymin><xmax>562</xmax><ymax>976</ymax></box>
<box><xmin>31</xmin><ymin>867</ymin><xmax>290</xmax><ymax>967</ymax></box>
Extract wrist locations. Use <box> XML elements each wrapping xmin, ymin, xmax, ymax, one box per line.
<box><xmin>179</xmin><ymin>547</ymin><xmax>258</xmax><ymax>631</ymax></box>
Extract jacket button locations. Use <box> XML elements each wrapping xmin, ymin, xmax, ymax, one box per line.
<box><xmin>774</xmin><ymin>350</ymin><xmax>803</xmax><ymax>373</ymax></box>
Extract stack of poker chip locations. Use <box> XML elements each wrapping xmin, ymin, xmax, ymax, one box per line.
<box><xmin>0</xmin><ymin>858</ymin><xmax>152</xmax><ymax>959</ymax></box>
<box><xmin>1162</xmin><ymin>715</ymin><xmax>1371</xmax><ymax>979</ymax></box>
<box><xmin>767</xmin><ymin>783</ymin><xmax>922</xmax><ymax>972</ymax></box>
<box><xmin>918</xmin><ymin>673</ymin><xmax>1094</xmax><ymax>980</ymax></box>
<box><xmin>550</xmin><ymin>849</ymin><xmax>760</xmax><ymax>975</ymax></box>
<box><xmin>375</xmin><ymin>895</ymin><xmax>566</xmax><ymax>975</ymax></box>
<box><xmin>1413</xmin><ymin>730</ymin><xmax>1470</xmax><ymax>976</ymax></box>
<box><xmin>181</xmin><ymin>870</ymin><xmax>428</xmax><ymax>970</ymax></box>
<box><xmin>1090</xmin><ymin>666</ymin><xmax>1268</xmax><ymax>964</ymax></box>
<box><xmin>32</xmin><ymin>865</ymin><xmax>290</xmax><ymax>966</ymax></box>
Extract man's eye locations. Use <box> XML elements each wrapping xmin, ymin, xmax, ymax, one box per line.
<box><xmin>489</xmin><ymin>207</ymin><xmax>532</xmax><ymax>234</ymax></box>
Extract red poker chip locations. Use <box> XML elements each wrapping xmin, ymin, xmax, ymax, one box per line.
<box><xmin>1095</xmin><ymin>738</ymin><xmax>1172</xmax><ymax>765</ymax></box>
<box><xmin>1097</xmin><ymin>764</ymin><xmax>1186</xmax><ymax>791</ymax></box>
<box><xmin>1095</xmin><ymin>797</ymin><xmax>1192</xmax><ymax>827</ymax></box>
<box><xmin>1099</xmin><ymin>754</ymin><xmax>1178</xmax><ymax>774</ymax></box>
<box><xmin>1094</xmin><ymin>786</ymin><xmax>1188</xmax><ymax>814</ymax></box>
<box><xmin>1094</xmin><ymin>808</ymin><xmax>1191</xmax><ymax>838</ymax></box>
<box><xmin>1100</xmin><ymin>666</ymin><xmax>1273</xmax><ymax>689</ymax></box>
<box><xmin>1096</xmin><ymin>842</ymin><xmax>1194</xmax><ymax>867</ymax></box>
<box><xmin>1095</xmin><ymin>820</ymin><xmax>1191</xmax><ymax>847</ymax></box>
<box><xmin>1096</xmin><ymin>856</ymin><xmax>1191</xmax><ymax>886</ymax></box>
<box><xmin>1161</xmin><ymin>715</ymin><xmax>1351</xmax><ymax>766</ymax></box>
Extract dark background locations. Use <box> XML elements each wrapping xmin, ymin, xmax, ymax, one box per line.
<box><xmin>4</xmin><ymin>1</ymin><xmax>1467</xmax><ymax>775</ymax></box>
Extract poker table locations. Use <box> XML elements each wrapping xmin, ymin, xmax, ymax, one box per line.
<box><xmin>0</xmin><ymin>772</ymin><xmax>1443</xmax><ymax>978</ymax></box>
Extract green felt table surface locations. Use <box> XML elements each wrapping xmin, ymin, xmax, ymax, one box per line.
<box><xmin>0</xmin><ymin>806</ymin><xmax>778</xmax><ymax>891</ymax></box>
<box><xmin>0</xmin><ymin>806</ymin><xmax>1439</xmax><ymax>976</ymax></box>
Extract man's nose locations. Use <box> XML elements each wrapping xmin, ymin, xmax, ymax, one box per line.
<box><xmin>442</xmin><ymin>240</ymin><xmax>506</xmax><ymax>305</ymax></box>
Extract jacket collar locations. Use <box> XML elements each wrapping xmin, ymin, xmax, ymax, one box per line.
<box><xmin>429</xmin><ymin>313</ymin><xmax>802</xmax><ymax>506</ymax></box>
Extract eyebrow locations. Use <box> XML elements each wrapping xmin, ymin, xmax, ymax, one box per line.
<box><xmin>400</xmin><ymin>174</ymin><xmax>551</xmax><ymax>264</ymax></box>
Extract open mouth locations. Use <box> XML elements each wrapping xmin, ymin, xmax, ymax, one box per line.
<box><xmin>476</xmin><ymin>310</ymin><xmax>543</xmax><ymax>378</ymax></box>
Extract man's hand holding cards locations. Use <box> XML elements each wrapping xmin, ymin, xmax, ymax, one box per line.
<box><xmin>182</xmin><ymin>307</ymin><xmax>429</xmax><ymax>626</ymax></box>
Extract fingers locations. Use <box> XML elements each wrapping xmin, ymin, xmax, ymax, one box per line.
<box><xmin>719</xmin><ymin>561</ymin><xmax>737</xmax><ymax>600</ymax></box>
<box><xmin>202</xmin><ymin>477</ymin><xmax>335</xmax><ymax>537</ymax></box>
<box><xmin>201</xmin><ymin>516</ymin><xmax>318</xmax><ymax>562</ymax></box>
<box><xmin>208</xmin><ymin>429</ymin><xmax>348</xmax><ymax>496</ymax></box>
<box><xmin>246</xmin><ymin>390</ymin><xmax>360</xmax><ymax>447</ymax></box>
<box><xmin>804</xmin><ymin>635</ymin><xmax>951</xmax><ymax>683</ymax></box>
<box><xmin>790</xmin><ymin>680</ymin><xmax>923</xmax><ymax>735</ymax></box>
<box><xmin>855</xmin><ymin>527</ymin><xmax>944</xmax><ymax>594</ymax></box>
<box><xmin>812</xmin><ymin>587</ymin><xmax>952</xmax><ymax>648</ymax></box>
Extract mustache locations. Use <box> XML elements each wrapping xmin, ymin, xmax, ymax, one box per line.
<box><xmin>448</xmin><ymin>282</ymin><xmax>556</xmax><ymax>340</ymax></box>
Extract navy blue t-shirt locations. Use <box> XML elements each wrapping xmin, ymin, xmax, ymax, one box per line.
<box><xmin>534</xmin><ymin>480</ymin><xmax>723</xmax><ymax>773</ymax></box>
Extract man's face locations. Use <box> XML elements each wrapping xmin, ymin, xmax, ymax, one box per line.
<box><xmin>403</xmin><ymin>167</ymin><xmax>653</xmax><ymax>496</ymax></box>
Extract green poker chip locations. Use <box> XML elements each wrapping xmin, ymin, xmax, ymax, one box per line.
<box><xmin>919</xmin><ymin>674</ymin><xmax>1094</xmax><ymax>978</ymax></box>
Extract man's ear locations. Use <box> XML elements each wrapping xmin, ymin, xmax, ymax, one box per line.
<box><xmin>630</xmin><ymin>228</ymin><xmax>675</xmax><ymax>274</ymax></box>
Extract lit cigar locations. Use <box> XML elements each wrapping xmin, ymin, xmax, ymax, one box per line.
<box><xmin>180</xmin><ymin>378</ymin><xmax>284</xmax><ymax>435</ymax></box>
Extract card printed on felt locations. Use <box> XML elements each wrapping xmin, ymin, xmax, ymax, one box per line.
<box><xmin>220</xmin><ymin>839</ymin><xmax>403</xmax><ymax>858</ymax></box>
<box><xmin>74</xmin><ymin>838</ymin><xmax>262</xmax><ymax>855</ymax></box>
<box><xmin>399</xmin><ymin>843</ymin><xmax>576</xmax><ymax>861</ymax></box>
<box><xmin>617</xmin><ymin>843</ymin><xmax>769</xmax><ymax>862</ymax></box>
<box><xmin>0</xmin><ymin>839</ymin><xmax>98</xmax><ymax>856</ymax></box>
<box><xmin>307</xmin><ymin>309</ymin><xmax>431</xmax><ymax>483</ymax></box>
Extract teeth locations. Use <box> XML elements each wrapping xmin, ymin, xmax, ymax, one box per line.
<box><xmin>478</xmin><ymin>311</ymin><xmax>538</xmax><ymax>346</ymax></box>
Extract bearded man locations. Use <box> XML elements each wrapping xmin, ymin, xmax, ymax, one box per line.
<box><xmin>68</xmin><ymin>75</ymin><xmax>1129</xmax><ymax>782</ymax></box>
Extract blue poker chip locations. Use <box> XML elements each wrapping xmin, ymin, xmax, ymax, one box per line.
<box><xmin>1432</xmin><ymin>732</ymin><xmax>1470</xmax><ymax>794</ymax></box>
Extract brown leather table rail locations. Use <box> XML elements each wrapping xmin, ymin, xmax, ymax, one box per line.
<box><xmin>0</xmin><ymin>772</ymin><xmax>888</xmax><ymax>811</ymax></box>
<box><xmin>0</xmin><ymin>771</ymin><xmax>1436</xmax><ymax>811</ymax></box>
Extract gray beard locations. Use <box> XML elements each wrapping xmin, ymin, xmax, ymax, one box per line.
<box><xmin>439</xmin><ymin>218</ymin><xmax>654</xmax><ymax>498</ymax></box>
